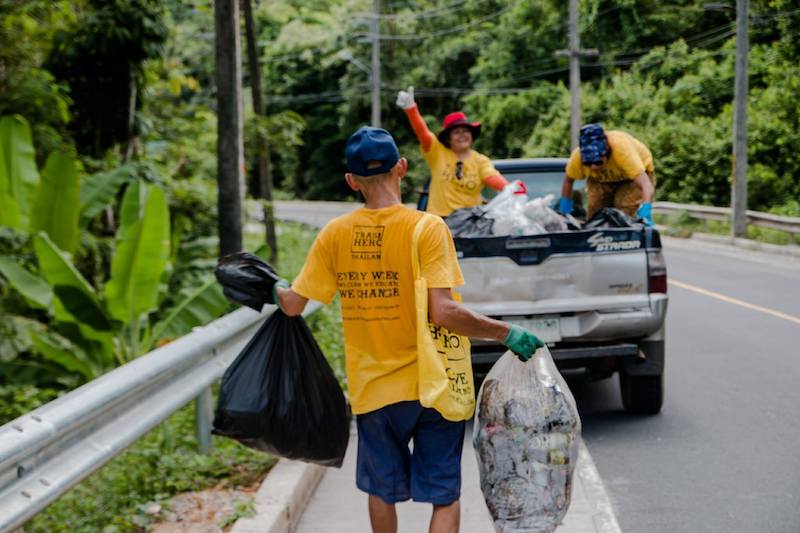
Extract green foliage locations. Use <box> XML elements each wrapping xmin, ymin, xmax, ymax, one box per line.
<box><xmin>0</xmin><ymin>115</ymin><xmax>40</xmax><ymax>228</ymax></box>
<box><xmin>0</xmin><ymin>384</ymin><xmax>61</xmax><ymax>426</ymax></box>
<box><xmin>27</xmin><ymin>399</ymin><xmax>275</xmax><ymax>533</ymax></box>
<box><xmin>45</xmin><ymin>0</ymin><xmax>168</xmax><ymax>156</ymax></box>
<box><xmin>30</xmin><ymin>151</ymin><xmax>82</xmax><ymax>253</ymax></box>
<box><xmin>24</xmin><ymin>222</ymin><xmax>346</xmax><ymax>532</ymax></box>
<box><xmin>105</xmin><ymin>181</ymin><xmax>170</xmax><ymax>328</ymax></box>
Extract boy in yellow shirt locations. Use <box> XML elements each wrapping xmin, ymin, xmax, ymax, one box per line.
<box><xmin>396</xmin><ymin>86</ymin><xmax>508</xmax><ymax>217</ymax></box>
<box><xmin>558</xmin><ymin>123</ymin><xmax>656</xmax><ymax>225</ymax></box>
<box><xmin>273</xmin><ymin>127</ymin><xmax>543</xmax><ymax>533</ymax></box>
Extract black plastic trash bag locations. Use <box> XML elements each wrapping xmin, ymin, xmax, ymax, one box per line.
<box><xmin>584</xmin><ymin>207</ymin><xmax>643</xmax><ymax>229</ymax></box>
<box><xmin>446</xmin><ymin>206</ymin><xmax>495</xmax><ymax>237</ymax></box>
<box><xmin>212</xmin><ymin>311</ymin><xmax>351</xmax><ymax>467</ymax></box>
<box><xmin>214</xmin><ymin>252</ymin><xmax>281</xmax><ymax>311</ymax></box>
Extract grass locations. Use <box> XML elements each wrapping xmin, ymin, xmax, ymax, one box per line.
<box><xmin>655</xmin><ymin>211</ymin><xmax>800</xmax><ymax>246</ymax></box>
<box><xmin>24</xmin><ymin>220</ymin><xmax>347</xmax><ymax>532</ymax></box>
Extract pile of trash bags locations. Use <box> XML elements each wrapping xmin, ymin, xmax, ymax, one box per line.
<box><xmin>473</xmin><ymin>347</ymin><xmax>581</xmax><ymax>533</ymax></box>
<box><xmin>212</xmin><ymin>252</ymin><xmax>351</xmax><ymax>467</ymax></box>
<box><xmin>446</xmin><ymin>180</ymin><xmax>641</xmax><ymax>238</ymax></box>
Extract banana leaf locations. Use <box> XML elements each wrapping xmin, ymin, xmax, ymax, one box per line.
<box><xmin>79</xmin><ymin>164</ymin><xmax>134</xmax><ymax>228</ymax></box>
<box><xmin>33</xmin><ymin>232</ymin><xmax>111</xmax><ymax>331</ymax></box>
<box><xmin>0</xmin><ymin>256</ymin><xmax>53</xmax><ymax>309</ymax></box>
<box><xmin>30</xmin><ymin>329</ymin><xmax>95</xmax><ymax>381</ymax></box>
<box><xmin>0</xmin><ymin>115</ymin><xmax>40</xmax><ymax>228</ymax></box>
<box><xmin>148</xmin><ymin>276</ymin><xmax>228</xmax><ymax>347</ymax></box>
<box><xmin>30</xmin><ymin>152</ymin><xmax>81</xmax><ymax>253</ymax></box>
<box><xmin>105</xmin><ymin>181</ymin><xmax>170</xmax><ymax>324</ymax></box>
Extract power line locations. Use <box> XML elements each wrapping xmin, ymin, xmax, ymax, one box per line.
<box><xmin>353</xmin><ymin>2</ymin><xmax>519</xmax><ymax>41</ymax></box>
<box><xmin>357</xmin><ymin>0</ymin><xmax>471</xmax><ymax>20</ymax></box>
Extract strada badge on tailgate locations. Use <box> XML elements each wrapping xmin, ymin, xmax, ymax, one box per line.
<box><xmin>587</xmin><ymin>232</ymin><xmax>641</xmax><ymax>252</ymax></box>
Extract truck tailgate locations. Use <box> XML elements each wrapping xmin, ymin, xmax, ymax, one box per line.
<box><xmin>454</xmin><ymin>228</ymin><xmax>660</xmax><ymax>324</ymax></box>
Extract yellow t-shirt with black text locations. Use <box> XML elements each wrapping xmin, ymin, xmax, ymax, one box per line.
<box><xmin>566</xmin><ymin>130</ymin><xmax>654</xmax><ymax>183</ymax></box>
<box><xmin>423</xmin><ymin>138</ymin><xmax>499</xmax><ymax>217</ymax></box>
<box><xmin>291</xmin><ymin>204</ymin><xmax>464</xmax><ymax>414</ymax></box>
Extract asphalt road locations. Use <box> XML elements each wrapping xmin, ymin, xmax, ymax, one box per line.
<box><xmin>272</xmin><ymin>202</ymin><xmax>800</xmax><ymax>531</ymax></box>
<box><xmin>570</xmin><ymin>237</ymin><xmax>800</xmax><ymax>532</ymax></box>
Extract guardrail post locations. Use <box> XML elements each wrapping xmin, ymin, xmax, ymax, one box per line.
<box><xmin>195</xmin><ymin>386</ymin><xmax>214</xmax><ymax>454</ymax></box>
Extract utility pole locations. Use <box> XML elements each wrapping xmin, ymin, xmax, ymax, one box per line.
<box><xmin>556</xmin><ymin>0</ymin><xmax>598</xmax><ymax>149</ymax></box>
<box><xmin>370</xmin><ymin>0</ymin><xmax>381</xmax><ymax>127</ymax></box>
<box><xmin>215</xmin><ymin>0</ymin><xmax>244</xmax><ymax>257</ymax></box>
<box><xmin>731</xmin><ymin>0</ymin><xmax>749</xmax><ymax>238</ymax></box>
<box><xmin>242</xmin><ymin>0</ymin><xmax>278</xmax><ymax>262</ymax></box>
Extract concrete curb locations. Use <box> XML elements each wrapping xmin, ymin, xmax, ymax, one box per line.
<box><xmin>231</xmin><ymin>459</ymin><xmax>325</xmax><ymax>533</ymax></box>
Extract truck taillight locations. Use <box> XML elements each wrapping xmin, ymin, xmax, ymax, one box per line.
<box><xmin>647</xmin><ymin>249</ymin><xmax>667</xmax><ymax>294</ymax></box>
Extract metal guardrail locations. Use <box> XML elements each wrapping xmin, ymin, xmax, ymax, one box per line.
<box><xmin>654</xmin><ymin>201</ymin><xmax>800</xmax><ymax>237</ymax></box>
<box><xmin>0</xmin><ymin>302</ymin><xmax>321</xmax><ymax>532</ymax></box>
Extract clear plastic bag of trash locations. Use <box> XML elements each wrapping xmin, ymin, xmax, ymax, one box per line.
<box><xmin>484</xmin><ymin>180</ymin><xmax>528</xmax><ymax>214</ymax></box>
<box><xmin>446</xmin><ymin>206</ymin><xmax>495</xmax><ymax>237</ymax></box>
<box><xmin>473</xmin><ymin>347</ymin><xmax>582</xmax><ymax>533</ymax></box>
<box><xmin>522</xmin><ymin>194</ymin><xmax>569</xmax><ymax>233</ymax></box>
<box><xmin>484</xmin><ymin>181</ymin><xmax>547</xmax><ymax>236</ymax></box>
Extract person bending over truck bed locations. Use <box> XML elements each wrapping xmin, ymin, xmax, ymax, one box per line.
<box><xmin>273</xmin><ymin>126</ymin><xmax>543</xmax><ymax>533</ymax></box>
<box><xmin>558</xmin><ymin>123</ymin><xmax>656</xmax><ymax>225</ymax></box>
<box><xmin>396</xmin><ymin>86</ymin><xmax>508</xmax><ymax>218</ymax></box>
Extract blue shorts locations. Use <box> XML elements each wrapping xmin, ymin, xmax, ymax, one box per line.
<box><xmin>356</xmin><ymin>401</ymin><xmax>466</xmax><ymax>505</ymax></box>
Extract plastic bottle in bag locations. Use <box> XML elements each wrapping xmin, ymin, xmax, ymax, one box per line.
<box><xmin>473</xmin><ymin>347</ymin><xmax>582</xmax><ymax>533</ymax></box>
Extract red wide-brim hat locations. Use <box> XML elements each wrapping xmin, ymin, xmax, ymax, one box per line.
<box><xmin>437</xmin><ymin>111</ymin><xmax>481</xmax><ymax>147</ymax></box>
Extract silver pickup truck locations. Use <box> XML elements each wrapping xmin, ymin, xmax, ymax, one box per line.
<box><xmin>453</xmin><ymin>158</ymin><xmax>668</xmax><ymax>414</ymax></box>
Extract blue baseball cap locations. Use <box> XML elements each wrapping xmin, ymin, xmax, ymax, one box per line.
<box><xmin>345</xmin><ymin>127</ymin><xmax>400</xmax><ymax>177</ymax></box>
<box><xmin>579</xmin><ymin>123</ymin><xmax>608</xmax><ymax>165</ymax></box>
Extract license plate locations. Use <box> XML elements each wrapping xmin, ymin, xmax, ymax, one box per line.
<box><xmin>509</xmin><ymin>317</ymin><xmax>561</xmax><ymax>343</ymax></box>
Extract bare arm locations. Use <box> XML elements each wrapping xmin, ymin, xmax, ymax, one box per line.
<box><xmin>561</xmin><ymin>176</ymin><xmax>574</xmax><ymax>199</ymax></box>
<box><xmin>632</xmin><ymin>172</ymin><xmax>654</xmax><ymax>203</ymax></box>
<box><xmin>428</xmin><ymin>287</ymin><xmax>510</xmax><ymax>341</ymax></box>
<box><xmin>275</xmin><ymin>287</ymin><xmax>309</xmax><ymax>317</ymax></box>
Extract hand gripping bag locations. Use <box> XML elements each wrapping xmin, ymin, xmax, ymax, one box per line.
<box><xmin>214</xmin><ymin>252</ymin><xmax>282</xmax><ymax>311</ymax></box>
<box><xmin>413</xmin><ymin>214</ymin><xmax>475</xmax><ymax>421</ymax></box>
<box><xmin>212</xmin><ymin>307</ymin><xmax>350</xmax><ymax>467</ymax></box>
<box><xmin>473</xmin><ymin>347</ymin><xmax>582</xmax><ymax>533</ymax></box>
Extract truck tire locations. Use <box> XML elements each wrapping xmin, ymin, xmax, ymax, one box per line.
<box><xmin>619</xmin><ymin>371</ymin><xmax>663</xmax><ymax>414</ymax></box>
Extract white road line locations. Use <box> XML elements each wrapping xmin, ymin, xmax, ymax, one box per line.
<box><xmin>670</xmin><ymin>279</ymin><xmax>800</xmax><ymax>326</ymax></box>
<box><xmin>577</xmin><ymin>440</ymin><xmax>623</xmax><ymax>533</ymax></box>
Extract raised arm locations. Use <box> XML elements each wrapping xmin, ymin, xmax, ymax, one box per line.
<box><xmin>397</xmin><ymin>86</ymin><xmax>434</xmax><ymax>152</ymax></box>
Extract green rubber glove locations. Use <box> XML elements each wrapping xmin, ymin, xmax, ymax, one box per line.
<box><xmin>503</xmin><ymin>325</ymin><xmax>545</xmax><ymax>362</ymax></box>
<box><xmin>271</xmin><ymin>278</ymin><xmax>290</xmax><ymax>312</ymax></box>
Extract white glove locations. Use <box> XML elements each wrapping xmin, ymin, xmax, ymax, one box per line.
<box><xmin>396</xmin><ymin>86</ymin><xmax>415</xmax><ymax>109</ymax></box>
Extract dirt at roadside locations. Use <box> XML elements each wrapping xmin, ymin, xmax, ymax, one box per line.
<box><xmin>147</xmin><ymin>479</ymin><xmax>262</xmax><ymax>532</ymax></box>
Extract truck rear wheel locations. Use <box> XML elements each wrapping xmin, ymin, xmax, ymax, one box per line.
<box><xmin>619</xmin><ymin>371</ymin><xmax>663</xmax><ymax>414</ymax></box>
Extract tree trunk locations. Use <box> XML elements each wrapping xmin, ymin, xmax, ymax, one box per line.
<box><xmin>215</xmin><ymin>0</ymin><xmax>244</xmax><ymax>258</ymax></box>
<box><xmin>242</xmin><ymin>0</ymin><xmax>278</xmax><ymax>263</ymax></box>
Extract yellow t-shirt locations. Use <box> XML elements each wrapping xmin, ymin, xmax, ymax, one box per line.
<box><xmin>566</xmin><ymin>130</ymin><xmax>654</xmax><ymax>183</ymax></box>
<box><xmin>423</xmin><ymin>138</ymin><xmax>499</xmax><ymax>217</ymax></box>
<box><xmin>291</xmin><ymin>204</ymin><xmax>464</xmax><ymax>415</ymax></box>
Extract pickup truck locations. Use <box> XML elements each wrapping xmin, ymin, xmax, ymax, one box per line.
<box><xmin>449</xmin><ymin>158</ymin><xmax>668</xmax><ymax>414</ymax></box>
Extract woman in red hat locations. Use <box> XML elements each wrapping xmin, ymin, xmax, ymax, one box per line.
<box><xmin>397</xmin><ymin>86</ymin><xmax>508</xmax><ymax>217</ymax></box>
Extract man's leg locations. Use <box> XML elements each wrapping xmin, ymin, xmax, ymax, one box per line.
<box><xmin>368</xmin><ymin>495</ymin><xmax>398</xmax><ymax>533</ymax></box>
<box><xmin>586</xmin><ymin>180</ymin><xmax>615</xmax><ymax>219</ymax></box>
<box><xmin>430</xmin><ymin>500</ymin><xmax>460</xmax><ymax>533</ymax></box>
<box><xmin>409</xmin><ymin>405</ymin><xmax>465</xmax><ymax>533</ymax></box>
<box><xmin>614</xmin><ymin>180</ymin><xmax>645</xmax><ymax>217</ymax></box>
<box><xmin>615</xmin><ymin>172</ymin><xmax>655</xmax><ymax>217</ymax></box>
